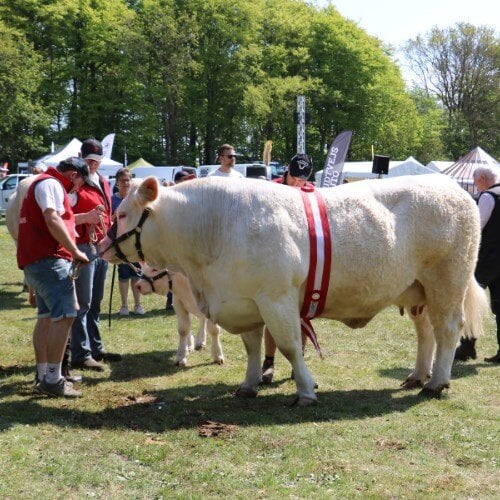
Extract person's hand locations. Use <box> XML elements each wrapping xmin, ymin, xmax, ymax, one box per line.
<box><xmin>73</xmin><ymin>249</ymin><xmax>89</xmax><ymax>264</ymax></box>
<box><xmin>86</xmin><ymin>205</ymin><xmax>105</xmax><ymax>224</ymax></box>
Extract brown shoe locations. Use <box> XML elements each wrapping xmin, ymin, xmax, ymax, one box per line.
<box><xmin>71</xmin><ymin>357</ymin><xmax>105</xmax><ymax>372</ymax></box>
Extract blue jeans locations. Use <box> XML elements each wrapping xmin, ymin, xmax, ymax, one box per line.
<box><xmin>24</xmin><ymin>258</ymin><xmax>77</xmax><ymax>321</ymax></box>
<box><xmin>70</xmin><ymin>243</ymin><xmax>108</xmax><ymax>363</ymax></box>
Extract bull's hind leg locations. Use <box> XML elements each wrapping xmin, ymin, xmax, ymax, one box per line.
<box><xmin>420</xmin><ymin>274</ymin><xmax>466</xmax><ymax>397</ymax></box>
<box><xmin>235</xmin><ymin>327</ymin><xmax>264</xmax><ymax>398</ymax></box>
<box><xmin>402</xmin><ymin>306</ymin><xmax>435</xmax><ymax>389</ymax></box>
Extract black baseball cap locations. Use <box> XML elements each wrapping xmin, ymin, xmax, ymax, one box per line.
<box><xmin>174</xmin><ymin>170</ymin><xmax>196</xmax><ymax>183</ymax></box>
<box><xmin>59</xmin><ymin>157</ymin><xmax>89</xmax><ymax>179</ymax></box>
<box><xmin>288</xmin><ymin>153</ymin><xmax>313</xmax><ymax>180</ymax></box>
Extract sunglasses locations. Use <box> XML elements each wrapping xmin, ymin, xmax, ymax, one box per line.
<box><xmin>225</xmin><ymin>154</ymin><xmax>237</xmax><ymax>159</ymax></box>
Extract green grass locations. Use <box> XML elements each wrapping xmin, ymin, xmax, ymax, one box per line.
<box><xmin>0</xmin><ymin>218</ymin><xmax>498</xmax><ymax>498</ymax></box>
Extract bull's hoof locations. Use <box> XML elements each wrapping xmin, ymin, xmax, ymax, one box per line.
<box><xmin>174</xmin><ymin>359</ymin><xmax>189</xmax><ymax>367</ymax></box>
<box><xmin>400</xmin><ymin>378</ymin><xmax>423</xmax><ymax>390</ymax></box>
<box><xmin>213</xmin><ymin>357</ymin><xmax>225</xmax><ymax>365</ymax></box>
<box><xmin>290</xmin><ymin>395</ymin><xmax>318</xmax><ymax>407</ymax></box>
<box><xmin>419</xmin><ymin>383</ymin><xmax>450</xmax><ymax>399</ymax></box>
<box><xmin>234</xmin><ymin>385</ymin><xmax>258</xmax><ymax>398</ymax></box>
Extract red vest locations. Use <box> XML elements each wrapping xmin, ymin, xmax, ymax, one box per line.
<box><xmin>72</xmin><ymin>174</ymin><xmax>112</xmax><ymax>244</ymax></box>
<box><xmin>17</xmin><ymin>168</ymin><xmax>76</xmax><ymax>269</ymax></box>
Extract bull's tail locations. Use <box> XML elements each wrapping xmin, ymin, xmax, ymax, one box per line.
<box><xmin>462</xmin><ymin>277</ymin><xmax>489</xmax><ymax>340</ymax></box>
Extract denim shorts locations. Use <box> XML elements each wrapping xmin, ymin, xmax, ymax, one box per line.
<box><xmin>24</xmin><ymin>258</ymin><xmax>78</xmax><ymax>321</ymax></box>
<box><xmin>118</xmin><ymin>262</ymin><xmax>141</xmax><ymax>282</ymax></box>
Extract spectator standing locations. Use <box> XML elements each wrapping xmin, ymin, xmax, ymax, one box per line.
<box><xmin>111</xmin><ymin>168</ymin><xmax>145</xmax><ymax>316</ymax></box>
<box><xmin>208</xmin><ymin>144</ymin><xmax>245</xmax><ymax>178</ymax></box>
<box><xmin>261</xmin><ymin>153</ymin><xmax>315</xmax><ymax>384</ymax></box>
<box><xmin>455</xmin><ymin>166</ymin><xmax>500</xmax><ymax>363</ymax></box>
<box><xmin>0</xmin><ymin>164</ymin><xmax>9</xmax><ymax>178</ymax></box>
<box><xmin>70</xmin><ymin>139</ymin><xmax>121</xmax><ymax>371</ymax></box>
<box><xmin>17</xmin><ymin>157</ymin><xmax>90</xmax><ymax>397</ymax></box>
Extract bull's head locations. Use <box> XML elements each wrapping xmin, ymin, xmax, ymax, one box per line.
<box><xmin>100</xmin><ymin>176</ymin><xmax>159</xmax><ymax>264</ymax></box>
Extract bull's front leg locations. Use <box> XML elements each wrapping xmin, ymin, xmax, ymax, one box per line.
<box><xmin>173</xmin><ymin>296</ymin><xmax>194</xmax><ymax>367</ymax></box>
<box><xmin>194</xmin><ymin>315</ymin><xmax>208</xmax><ymax>350</ymax></box>
<box><xmin>235</xmin><ymin>328</ymin><xmax>263</xmax><ymax>398</ymax></box>
<box><xmin>258</xmin><ymin>296</ymin><xmax>317</xmax><ymax>406</ymax></box>
<box><xmin>207</xmin><ymin>320</ymin><xmax>224</xmax><ymax>365</ymax></box>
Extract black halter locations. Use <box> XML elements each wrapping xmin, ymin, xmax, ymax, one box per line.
<box><xmin>106</xmin><ymin>208</ymin><xmax>152</xmax><ymax>263</ymax></box>
<box><xmin>139</xmin><ymin>268</ymin><xmax>172</xmax><ymax>294</ymax></box>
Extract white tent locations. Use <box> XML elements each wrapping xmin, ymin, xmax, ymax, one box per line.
<box><xmin>442</xmin><ymin>146</ymin><xmax>499</xmax><ymax>195</ymax></box>
<box><xmin>35</xmin><ymin>138</ymin><xmax>122</xmax><ymax>172</ymax></box>
<box><xmin>315</xmin><ymin>156</ymin><xmax>438</xmax><ymax>184</ymax></box>
<box><xmin>388</xmin><ymin>156</ymin><xmax>439</xmax><ymax>177</ymax></box>
<box><xmin>426</xmin><ymin>160</ymin><xmax>454</xmax><ymax>173</ymax></box>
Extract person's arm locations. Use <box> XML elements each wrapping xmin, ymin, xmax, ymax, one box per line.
<box><xmin>477</xmin><ymin>192</ymin><xmax>495</xmax><ymax>229</ymax></box>
<box><xmin>44</xmin><ymin>208</ymin><xmax>89</xmax><ymax>263</ymax></box>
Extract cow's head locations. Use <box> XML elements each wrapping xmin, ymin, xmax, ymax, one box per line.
<box><xmin>100</xmin><ymin>176</ymin><xmax>159</xmax><ymax>264</ymax></box>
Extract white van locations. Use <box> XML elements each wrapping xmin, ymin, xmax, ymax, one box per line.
<box><xmin>0</xmin><ymin>174</ymin><xmax>31</xmax><ymax>216</ymax></box>
<box><xmin>198</xmin><ymin>163</ymin><xmax>271</xmax><ymax>180</ymax></box>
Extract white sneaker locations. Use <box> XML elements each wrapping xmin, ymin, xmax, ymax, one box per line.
<box><xmin>119</xmin><ymin>306</ymin><xmax>129</xmax><ymax>316</ymax></box>
<box><xmin>134</xmin><ymin>305</ymin><xmax>145</xmax><ymax>315</ymax></box>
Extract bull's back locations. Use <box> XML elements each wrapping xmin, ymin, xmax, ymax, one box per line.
<box><xmin>319</xmin><ymin>175</ymin><xmax>479</xmax><ymax>316</ymax></box>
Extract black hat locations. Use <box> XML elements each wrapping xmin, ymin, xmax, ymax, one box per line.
<box><xmin>81</xmin><ymin>138</ymin><xmax>103</xmax><ymax>161</ymax></box>
<box><xmin>59</xmin><ymin>157</ymin><xmax>89</xmax><ymax>179</ymax></box>
<box><xmin>288</xmin><ymin>153</ymin><xmax>313</xmax><ymax>180</ymax></box>
<box><xmin>174</xmin><ymin>170</ymin><xmax>196</xmax><ymax>183</ymax></box>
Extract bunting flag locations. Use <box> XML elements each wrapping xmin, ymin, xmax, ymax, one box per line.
<box><xmin>320</xmin><ymin>131</ymin><xmax>352</xmax><ymax>187</ymax></box>
<box><xmin>101</xmin><ymin>133</ymin><xmax>115</xmax><ymax>159</ymax></box>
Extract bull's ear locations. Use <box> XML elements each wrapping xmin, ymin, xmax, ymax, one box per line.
<box><xmin>137</xmin><ymin>176</ymin><xmax>159</xmax><ymax>204</ymax></box>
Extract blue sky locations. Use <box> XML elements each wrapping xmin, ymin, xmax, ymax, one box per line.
<box><xmin>313</xmin><ymin>1</ymin><xmax>498</xmax><ymax>83</ymax></box>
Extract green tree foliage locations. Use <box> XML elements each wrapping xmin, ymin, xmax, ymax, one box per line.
<box><xmin>404</xmin><ymin>23</ymin><xmax>499</xmax><ymax>158</ymax></box>
<box><xmin>1</xmin><ymin>0</ymin><xmax>473</xmax><ymax>167</ymax></box>
<box><xmin>0</xmin><ymin>21</ymin><xmax>50</xmax><ymax>164</ymax></box>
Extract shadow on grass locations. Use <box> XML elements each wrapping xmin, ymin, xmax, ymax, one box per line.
<box><xmin>0</xmin><ymin>285</ymin><xmax>32</xmax><ymax>311</ymax></box>
<box><xmin>0</xmin><ymin>381</ymin><xmax>428</xmax><ymax>433</ymax></box>
<box><xmin>378</xmin><ymin>362</ymin><xmax>480</xmax><ymax>381</ymax></box>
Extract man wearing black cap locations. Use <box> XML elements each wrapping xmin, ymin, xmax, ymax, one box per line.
<box><xmin>70</xmin><ymin>138</ymin><xmax>120</xmax><ymax>371</ymax></box>
<box><xmin>261</xmin><ymin>153</ymin><xmax>314</xmax><ymax>385</ymax></box>
<box><xmin>17</xmin><ymin>157</ymin><xmax>90</xmax><ymax>397</ymax></box>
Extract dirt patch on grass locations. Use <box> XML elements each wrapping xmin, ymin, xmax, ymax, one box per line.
<box><xmin>198</xmin><ymin>420</ymin><xmax>239</xmax><ymax>439</ymax></box>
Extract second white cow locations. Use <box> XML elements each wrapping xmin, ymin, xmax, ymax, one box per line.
<box><xmin>135</xmin><ymin>264</ymin><xmax>224</xmax><ymax>367</ymax></box>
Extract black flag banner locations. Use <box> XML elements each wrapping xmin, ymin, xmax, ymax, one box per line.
<box><xmin>320</xmin><ymin>131</ymin><xmax>352</xmax><ymax>187</ymax></box>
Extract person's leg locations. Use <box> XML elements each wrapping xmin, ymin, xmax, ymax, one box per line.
<box><xmin>118</xmin><ymin>280</ymin><xmax>129</xmax><ymax>313</ymax></box>
<box><xmin>33</xmin><ymin>317</ymin><xmax>51</xmax><ymax>381</ymax></box>
<box><xmin>261</xmin><ymin>327</ymin><xmax>276</xmax><ymax>385</ymax></box>
<box><xmin>71</xmin><ymin>245</ymin><xmax>96</xmax><ymax>364</ymax></box>
<box><xmin>45</xmin><ymin>317</ymin><xmax>74</xmax><ymax>383</ymax></box>
<box><xmin>131</xmin><ymin>278</ymin><xmax>145</xmax><ymax>314</ymax></box>
<box><xmin>88</xmin><ymin>257</ymin><xmax>107</xmax><ymax>357</ymax></box>
<box><xmin>485</xmin><ymin>278</ymin><xmax>500</xmax><ymax>362</ymax></box>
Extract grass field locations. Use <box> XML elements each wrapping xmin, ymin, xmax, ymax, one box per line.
<box><xmin>0</xmin><ymin>218</ymin><xmax>498</xmax><ymax>498</ymax></box>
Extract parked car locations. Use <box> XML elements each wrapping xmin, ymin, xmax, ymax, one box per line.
<box><xmin>0</xmin><ymin>174</ymin><xmax>30</xmax><ymax>216</ymax></box>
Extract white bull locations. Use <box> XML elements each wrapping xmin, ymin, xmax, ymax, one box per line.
<box><xmin>100</xmin><ymin>174</ymin><xmax>487</xmax><ymax>406</ymax></box>
<box><xmin>135</xmin><ymin>264</ymin><xmax>224</xmax><ymax>366</ymax></box>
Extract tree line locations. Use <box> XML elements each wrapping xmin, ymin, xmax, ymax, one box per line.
<box><xmin>0</xmin><ymin>0</ymin><xmax>497</xmax><ymax>169</ymax></box>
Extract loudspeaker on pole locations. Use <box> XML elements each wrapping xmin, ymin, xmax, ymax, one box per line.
<box><xmin>372</xmin><ymin>155</ymin><xmax>390</xmax><ymax>175</ymax></box>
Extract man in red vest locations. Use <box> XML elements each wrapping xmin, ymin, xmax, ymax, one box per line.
<box><xmin>70</xmin><ymin>138</ymin><xmax>121</xmax><ymax>371</ymax></box>
<box><xmin>17</xmin><ymin>157</ymin><xmax>89</xmax><ymax>397</ymax></box>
